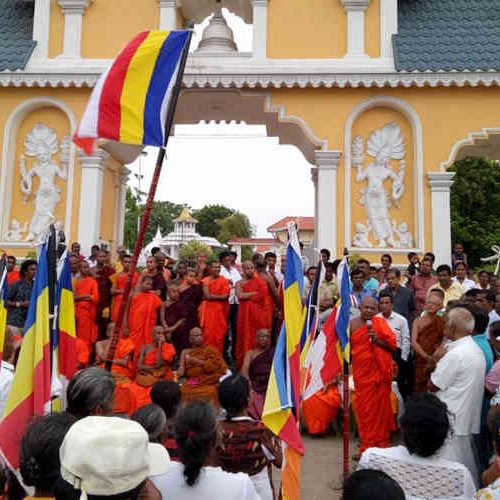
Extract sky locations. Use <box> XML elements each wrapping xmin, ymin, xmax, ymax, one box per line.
<box><xmin>126</xmin><ymin>10</ymin><xmax>314</xmax><ymax>238</ymax></box>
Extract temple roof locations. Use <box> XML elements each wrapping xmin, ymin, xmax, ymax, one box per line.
<box><xmin>0</xmin><ymin>0</ymin><xmax>36</xmax><ymax>71</ymax></box>
<box><xmin>173</xmin><ymin>207</ymin><xmax>198</xmax><ymax>224</ymax></box>
<box><xmin>394</xmin><ymin>0</ymin><xmax>500</xmax><ymax>72</ymax></box>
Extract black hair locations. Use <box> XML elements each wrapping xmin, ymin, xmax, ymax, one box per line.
<box><xmin>306</xmin><ymin>266</ymin><xmax>317</xmax><ymax>274</ymax></box>
<box><xmin>150</xmin><ymin>381</ymin><xmax>181</xmax><ymax>419</ymax></box>
<box><xmin>424</xmin><ymin>252</ymin><xmax>436</xmax><ymax>263</ymax></box>
<box><xmin>436</xmin><ymin>264</ymin><xmax>452</xmax><ymax>276</ymax></box>
<box><xmin>462</xmin><ymin>303</ymin><xmax>489</xmax><ymax>334</ymax></box>
<box><xmin>381</xmin><ymin>254</ymin><xmax>393</xmax><ymax>263</ymax></box>
<box><xmin>229</xmin><ymin>251</ymin><xmax>238</xmax><ymax>258</ymax></box>
<box><xmin>407</xmin><ymin>252</ymin><xmax>417</xmax><ymax>260</ymax></box>
<box><xmin>357</xmin><ymin>258</ymin><xmax>370</xmax><ymax>266</ymax></box>
<box><xmin>378</xmin><ymin>290</ymin><xmax>393</xmax><ymax>303</ymax></box>
<box><xmin>477</xmin><ymin>289</ymin><xmax>496</xmax><ymax>304</ymax></box>
<box><xmin>91</xmin><ymin>244</ymin><xmax>100</xmax><ymax>251</ymax></box>
<box><xmin>218</xmin><ymin>375</ymin><xmax>250</xmax><ymax>419</ymax></box>
<box><xmin>400</xmin><ymin>393</ymin><xmax>450</xmax><ymax>458</ymax></box>
<box><xmin>320</xmin><ymin>248</ymin><xmax>331</xmax><ymax>260</ymax></box>
<box><xmin>343</xmin><ymin>470</ymin><xmax>405</xmax><ymax>500</ymax></box>
<box><xmin>131</xmin><ymin>404</ymin><xmax>167</xmax><ymax>443</ymax></box>
<box><xmin>324</xmin><ymin>262</ymin><xmax>334</xmax><ymax>272</ymax></box>
<box><xmin>264</xmin><ymin>252</ymin><xmax>277</xmax><ymax>260</ymax></box>
<box><xmin>386</xmin><ymin>267</ymin><xmax>401</xmax><ymax>278</ymax></box>
<box><xmin>20</xmin><ymin>413</ymin><xmax>77</xmax><ymax>494</ymax></box>
<box><xmin>479</xmin><ymin>270</ymin><xmax>491</xmax><ymax>278</ymax></box>
<box><xmin>465</xmin><ymin>288</ymin><xmax>480</xmax><ymax>298</ymax></box>
<box><xmin>20</xmin><ymin>259</ymin><xmax>37</xmax><ymax>278</ymax></box>
<box><xmin>369</xmin><ymin>266</ymin><xmax>377</xmax><ymax>272</ymax></box>
<box><xmin>7</xmin><ymin>255</ymin><xmax>16</xmax><ymax>263</ymax></box>
<box><xmin>350</xmin><ymin>267</ymin><xmax>364</xmax><ymax>279</ymax></box>
<box><xmin>218</xmin><ymin>251</ymin><xmax>231</xmax><ymax>262</ymax></box>
<box><xmin>175</xmin><ymin>402</ymin><xmax>218</xmax><ymax>487</ymax></box>
<box><xmin>453</xmin><ymin>261</ymin><xmax>468</xmax><ymax>271</ymax></box>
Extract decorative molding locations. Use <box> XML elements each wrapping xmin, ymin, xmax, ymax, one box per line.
<box><xmin>315</xmin><ymin>150</ymin><xmax>342</xmax><ymax>169</ymax></box>
<box><xmin>427</xmin><ymin>172</ymin><xmax>455</xmax><ymax>191</ymax></box>
<box><xmin>341</xmin><ymin>0</ymin><xmax>371</xmax><ymax>12</ymax></box>
<box><xmin>0</xmin><ymin>97</ymin><xmax>77</xmax><ymax>248</ymax></box>
<box><xmin>57</xmin><ymin>0</ymin><xmax>91</xmax><ymax>14</ymax></box>
<box><xmin>344</xmin><ymin>96</ymin><xmax>425</xmax><ymax>253</ymax></box>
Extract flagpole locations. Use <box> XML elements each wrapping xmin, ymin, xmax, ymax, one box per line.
<box><xmin>106</xmin><ymin>31</ymin><xmax>193</xmax><ymax>371</ymax></box>
<box><xmin>342</xmin><ymin>247</ymin><xmax>350</xmax><ymax>479</ymax></box>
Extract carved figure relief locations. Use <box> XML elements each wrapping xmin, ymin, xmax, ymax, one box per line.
<box><xmin>4</xmin><ymin>219</ymin><xmax>28</xmax><ymax>241</ymax></box>
<box><xmin>19</xmin><ymin>124</ymin><xmax>70</xmax><ymax>242</ymax></box>
<box><xmin>352</xmin><ymin>122</ymin><xmax>413</xmax><ymax>248</ymax></box>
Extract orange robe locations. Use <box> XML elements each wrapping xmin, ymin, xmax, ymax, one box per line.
<box><xmin>302</xmin><ymin>386</ymin><xmax>341</xmax><ymax>435</ymax></box>
<box><xmin>7</xmin><ymin>270</ymin><xmax>20</xmax><ymax>286</ymax></box>
<box><xmin>235</xmin><ymin>277</ymin><xmax>267</xmax><ymax>368</ymax></box>
<box><xmin>97</xmin><ymin>337</ymin><xmax>136</xmax><ymax>380</ymax></box>
<box><xmin>128</xmin><ymin>291</ymin><xmax>162</xmax><ymax>352</ymax></box>
<box><xmin>141</xmin><ymin>343</ymin><xmax>176</xmax><ymax>381</ymax></box>
<box><xmin>199</xmin><ymin>276</ymin><xmax>230</xmax><ymax>354</ymax></box>
<box><xmin>259</xmin><ymin>273</ymin><xmax>275</xmax><ymax>332</ymax></box>
<box><xmin>76</xmin><ymin>338</ymin><xmax>90</xmax><ymax>368</ymax></box>
<box><xmin>181</xmin><ymin>345</ymin><xmax>227</xmax><ymax>406</ymax></box>
<box><xmin>111</xmin><ymin>272</ymin><xmax>139</xmax><ymax>323</ymax></box>
<box><xmin>74</xmin><ymin>276</ymin><xmax>99</xmax><ymax>348</ymax></box>
<box><xmin>351</xmin><ymin>316</ymin><xmax>397</xmax><ymax>452</ymax></box>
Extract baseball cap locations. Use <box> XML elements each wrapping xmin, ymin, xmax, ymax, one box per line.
<box><xmin>60</xmin><ymin>416</ymin><xmax>170</xmax><ymax>499</ymax></box>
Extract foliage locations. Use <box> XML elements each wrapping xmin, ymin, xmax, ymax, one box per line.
<box><xmin>178</xmin><ymin>240</ymin><xmax>212</xmax><ymax>265</ymax></box>
<box><xmin>218</xmin><ymin>212</ymin><xmax>253</xmax><ymax>244</ymax></box>
<box><xmin>192</xmin><ymin>205</ymin><xmax>234</xmax><ymax>238</ymax></box>
<box><xmin>450</xmin><ymin>157</ymin><xmax>500</xmax><ymax>269</ymax></box>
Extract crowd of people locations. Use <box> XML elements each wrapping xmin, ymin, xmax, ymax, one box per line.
<box><xmin>3</xmin><ymin>240</ymin><xmax>500</xmax><ymax>498</ymax></box>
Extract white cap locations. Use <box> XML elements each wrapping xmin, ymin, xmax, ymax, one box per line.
<box><xmin>60</xmin><ymin>416</ymin><xmax>170</xmax><ymax>499</ymax></box>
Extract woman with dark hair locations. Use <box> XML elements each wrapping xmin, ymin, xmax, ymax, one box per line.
<box><xmin>358</xmin><ymin>393</ymin><xmax>476</xmax><ymax>499</ymax></box>
<box><xmin>20</xmin><ymin>412</ymin><xmax>76</xmax><ymax>498</ymax></box>
<box><xmin>158</xmin><ymin>401</ymin><xmax>259</xmax><ymax>499</ymax></box>
<box><xmin>216</xmin><ymin>375</ymin><xmax>282</xmax><ymax>500</ymax></box>
<box><xmin>343</xmin><ymin>469</ymin><xmax>405</xmax><ymax>500</ymax></box>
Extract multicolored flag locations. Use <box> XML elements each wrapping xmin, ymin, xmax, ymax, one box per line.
<box><xmin>0</xmin><ymin>255</ymin><xmax>8</xmax><ymax>367</ymax></box>
<box><xmin>0</xmin><ymin>243</ymin><xmax>51</xmax><ymax>471</ymax></box>
<box><xmin>336</xmin><ymin>256</ymin><xmax>351</xmax><ymax>361</ymax></box>
<box><xmin>262</xmin><ymin>222</ymin><xmax>306</xmax><ymax>500</ymax></box>
<box><xmin>73</xmin><ymin>30</ymin><xmax>191</xmax><ymax>154</ymax></box>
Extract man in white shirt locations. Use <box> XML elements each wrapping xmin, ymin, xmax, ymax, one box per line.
<box><xmin>429</xmin><ymin>306</ymin><xmax>486</xmax><ymax>484</ymax></box>
<box><xmin>0</xmin><ymin>328</ymin><xmax>16</xmax><ymax>416</ymax></box>
<box><xmin>378</xmin><ymin>291</ymin><xmax>412</xmax><ymax>400</ymax></box>
<box><xmin>219</xmin><ymin>251</ymin><xmax>242</xmax><ymax>364</ymax></box>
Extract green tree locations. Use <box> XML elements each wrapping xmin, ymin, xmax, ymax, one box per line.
<box><xmin>193</xmin><ymin>204</ymin><xmax>234</xmax><ymax>238</ymax></box>
<box><xmin>450</xmin><ymin>157</ymin><xmax>500</xmax><ymax>268</ymax></box>
<box><xmin>178</xmin><ymin>240</ymin><xmax>212</xmax><ymax>265</ymax></box>
<box><xmin>123</xmin><ymin>188</ymin><xmax>141</xmax><ymax>251</ymax></box>
<box><xmin>218</xmin><ymin>211</ymin><xmax>253</xmax><ymax>244</ymax></box>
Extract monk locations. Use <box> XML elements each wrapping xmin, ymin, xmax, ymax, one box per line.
<box><xmin>241</xmin><ymin>328</ymin><xmax>275</xmax><ymax>419</ymax></box>
<box><xmin>199</xmin><ymin>262</ymin><xmax>230</xmax><ymax>354</ymax></box>
<box><xmin>175</xmin><ymin>261</ymin><xmax>188</xmax><ymax>286</ymax></box>
<box><xmin>235</xmin><ymin>261</ymin><xmax>267</xmax><ymax>368</ymax></box>
<box><xmin>256</xmin><ymin>261</ymin><xmax>278</xmax><ymax>332</ymax></box>
<box><xmin>92</xmin><ymin>249</ymin><xmax>115</xmax><ymax>340</ymax></box>
<box><xmin>411</xmin><ymin>290</ymin><xmax>445</xmax><ymax>393</ymax></box>
<box><xmin>128</xmin><ymin>275</ymin><xmax>163</xmax><ymax>354</ymax></box>
<box><xmin>179</xmin><ymin>327</ymin><xmax>227</xmax><ymax>406</ymax></box>
<box><xmin>160</xmin><ymin>282</ymin><xmax>189</xmax><ymax>355</ymax></box>
<box><xmin>179</xmin><ymin>268</ymin><xmax>203</xmax><ymax>334</ymax></box>
<box><xmin>110</xmin><ymin>254</ymin><xmax>138</xmax><ymax>323</ymax></box>
<box><xmin>74</xmin><ymin>261</ymin><xmax>99</xmax><ymax>350</ymax></box>
<box><xmin>350</xmin><ymin>296</ymin><xmax>396</xmax><ymax>452</ymax></box>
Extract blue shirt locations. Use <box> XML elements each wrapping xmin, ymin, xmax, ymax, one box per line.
<box><xmin>364</xmin><ymin>277</ymin><xmax>380</xmax><ymax>292</ymax></box>
<box><xmin>350</xmin><ymin>287</ymin><xmax>377</xmax><ymax>307</ymax></box>
<box><xmin>473</xmin><ymin>333</ymin><xmax>494</xmax><ymax>373</ymax></box>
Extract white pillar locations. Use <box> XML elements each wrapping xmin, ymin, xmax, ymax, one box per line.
<box><xmin>428</xmin><ymin>172</ymin><xmax>455</xmax><ymax>266</ymax></box>
<box><xmin>314</xmin><ymin>151</ymin><xmax>342</xmax><ymax>255</ymax></box>
<box><xmin>341</xmin><ymin>0</ymin><xmax>371</xmax><ymax>57</ymax></box>
<box><xmin>380</xmin><ymin>0</ymin><xmax>398</xmax><ymax>58</ymax></box>
<box><xmin>115</xmin><ymin>167</ymin><xmax>130</xmax><ymax>247</ymax></box>
<box><xmin>32</xmin><ymin>0</ymin><xmax>51</xmax><ymax>59</ymax></box>
<box><xmin>77</xmin><ymin>150</ymin><xmax>108</xmax><ymax>255</ymax></box>
<box><xmin>158</xmin><ymin>0</ymin><xmax>179</xmax><ymax>30</ymax></box>
<box><xmin>252</xmin><ymin>0</ymin><xmax>269</xmax><ymax>60</ymax></box>
<box><xmin>58</xmin><ymin>0</ymin><xmax>91</xmax><ymax>58</ymax></box>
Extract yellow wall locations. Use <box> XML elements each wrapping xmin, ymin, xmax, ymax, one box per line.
<box><xmin>48</xmin><ymin>0</ymin><xmax>63</xmax><ymax>58</ymax></box>
<box><xmin>268</xmin><ymin>0</ymin><xmax>347</xmax><ymax>58</ymax></box>
<box><xmin>81</xmin><ymin>0</ymin><xmax>159</xmax><ymax>59</ymax></box>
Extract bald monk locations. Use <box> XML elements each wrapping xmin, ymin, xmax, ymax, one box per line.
<box><xmin>350</xmin><ymin>296</ymin><xmax>396</xmax><ymax>452</ymax></box>
<box><xmin>74</xmin><ymin>261</ymin><xmax>99</xmax><ymax>350</ymax></box>
<box><xmin>235</xmin><ymin>261</ymin><xmax>267</xmax><ymax>368</ymax></box>
<box><xmin>199</xmin><ymin>262</ymin><xmax>230</xmax><ymax>354</ymax></box>
<box><xmin>411</xmin><ymin>290</ymin><xmax>445</xmax><ymax>393</ymax></box>
<box><xmin>110</xmin><ymin>254</ymin><xmax>138</xmax><ymax>323</ymax></box>
<box><xmin>178</xmin><ymin>327</ymin><xmax>227</xmax><ymax>406</ymax></box>
<box><xmin>128</xmin><ymin>275</ymin><xmax>163</xmax><ymax>353</ymax></box>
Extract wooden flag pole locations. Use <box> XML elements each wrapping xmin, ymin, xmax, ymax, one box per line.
<box><xmin>105</xmin><ymin>31</ymin><xmax>193</xmax><ymax>371</ymax></box>
<box><xmin>342</xmin><ymin>247</ymin><xmax>350</xmax><ymax>479</ymax></box>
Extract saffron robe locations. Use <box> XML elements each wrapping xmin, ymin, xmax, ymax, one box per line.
<box><xmin>414</xmin><ymin>315</ymin><xmax>444</xmax><ymax>393</ymax></box>
<box><xmin>128</xmin><ymin>291</ymin><xmax>162</xmax><ymax>352</ymax></box>
<box><xmin>302</xmin><ymin>386</ymin><xmax>341</xmax><ymax>435</ymax></box>
<box><xmin>236</xmin><ymin>277</ymin><xmax>267</xmax><ymax>368</ymax></box>
<box><xmin>96</xmin><ymin>337</ymin><xmax>136</xmax><ymax>379</ymax></box>
<box><xmin>141</xmin><ymin>343</ymin><xmax>176</xmax><ymax>381</ymax></box>
<box><xmin>111</xmin><ymin>272</ymin><xmax>139</xmax><ymax>323</ymax></box>
<box><xmin>259</xmin><ymin>273</ymin><xmax>275</xmax><ymax>332</ymax></box>
<box><xmin>180</xmin><ymin>345</ymin><xmax>227</xmax><ymax>405</ymax></box>
<box><xmin>351</xmin><ymin>316</ymin><xmax>397</xmax><ymax>452</ymax></box>
<box><xmin>248</xmin><ymin>347</ymin><xmax>274</xmax><ymax>419</ymax></box>
<box><xmin>7</xmin><ymin>270</ymin><xmax>20</xmax><ymax>286</ymax></box>
<box><xmin>163</xmin><ymin>300</ymin><xmax>190</xmax><ymax>354</ymax></box>
<box><xmin>74</xmin><ymin>276</ymin><xmax>99</xmax><ymax>347</ymax></box>
<box><xmin>199</xmin><ymin>276</ymin><xmax>230</xmax><ymax>353</ymax></box>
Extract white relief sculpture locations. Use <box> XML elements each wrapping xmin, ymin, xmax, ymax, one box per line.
<box><xmin>352</xmin><ymin>122</ymin><xmax>406</xmax><ymax>247</ymax></box>
<box><xmin>19</xmin><ymin>124</ymin><xmax>69</xmax><ymax>242</ymax></box>
<box><xmin>4</xmin><ymin>219</ymin><xmax>28</xmax><ymax>241</ymax></box>
<box><xmin>392</xmin><ymin>221</ymin><xmax>413</xmax><ymax>248</ymax></box>
<box><xmin>352</xmin><ymin>221</ymin><xmax>373</xmax><ymax>248</ymax></box>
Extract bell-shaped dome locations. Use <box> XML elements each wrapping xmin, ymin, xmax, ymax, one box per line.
<box><xmin>196</xmin><ymin>8</ymin><xmax>238</xmax><ymax>53</ymax></box>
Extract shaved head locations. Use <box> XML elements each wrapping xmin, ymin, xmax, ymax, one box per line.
<box><xmin>360</xmin><ymin>296</ymin><xmax>378</xmax><ymax>320</ymax></box>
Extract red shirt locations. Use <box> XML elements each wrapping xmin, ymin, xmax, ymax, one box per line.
<box><xmin>7</xmin><ymin>270</ymin><xmax>20</xmax><ymax>286</ymax></box>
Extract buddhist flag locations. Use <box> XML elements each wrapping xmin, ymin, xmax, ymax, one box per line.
<box><xmin>263</xmin><ymin>222</ymin><xmax>306</xmax><ymax>500</ymax></box>
<box><xmin>73</xmin><ymin>30</ymin><xmax>191</xmax><ymax>154</ymax></box>
<box><xmin>0</xmin><ymin>255</ymin><xmax>8</xmax><ymax>367</ymax></box>
<box><xmin>0</xmin><ymin>243</ymin><xmax>51</xmax><ymax>471</ymax></box>
<box><xmin>336</xmin><ymin>256</ymin><xmax>351</xmax><ymax>361</ymax></box>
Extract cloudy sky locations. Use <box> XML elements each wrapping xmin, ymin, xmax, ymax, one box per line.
<box><xmin>127</xmin><ymin>10</ymin><xmax>314</xmax><ymax>237</ymax></box>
